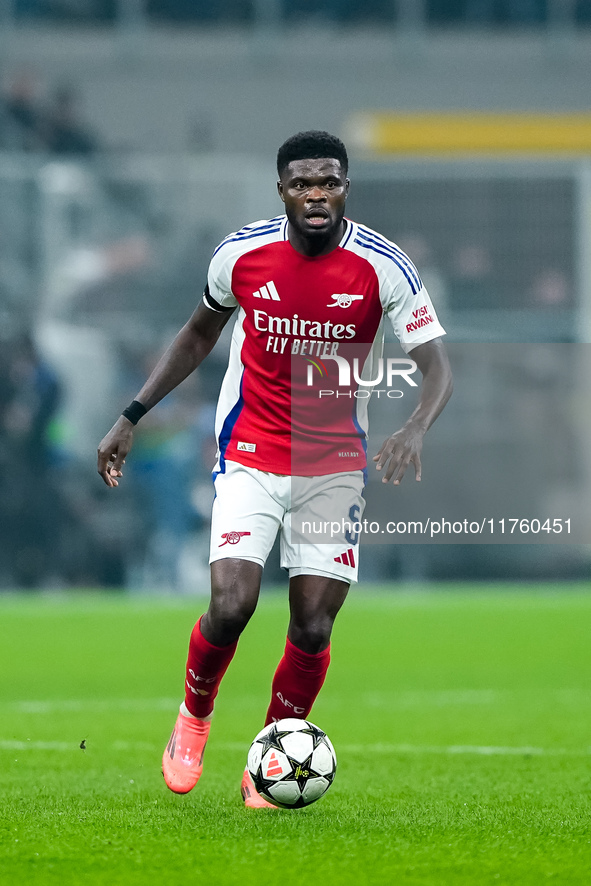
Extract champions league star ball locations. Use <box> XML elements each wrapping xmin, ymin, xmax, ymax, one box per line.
<box><xmin>247</xmin><ymin>718</ymin><xmax>337</xmax><ymax>809</ymax></box>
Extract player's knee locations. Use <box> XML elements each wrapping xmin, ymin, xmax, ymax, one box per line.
<box><xmin>211</xmin><ymin>604</ymin><xmax>253</xmax><ymax>640</ymax></box>
<box><xmin>289</xmin><ymin>617</ymin><xmax>333</xmax><ymax>655</ymax></box>
<box><xmin>207</xmin><ymin>589</ymin><xmax>257</xmax><ymax>645</ymax></box>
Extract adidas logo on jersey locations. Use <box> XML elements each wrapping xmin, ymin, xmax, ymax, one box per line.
<box><xmin>253</xmin><ymin>281</ymin><xmax>280</xmax><ymax>301</ymax></box>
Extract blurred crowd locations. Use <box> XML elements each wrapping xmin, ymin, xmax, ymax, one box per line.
<box><xmin>0</xmin><ymin>333</ymin><xmax>62</xmax><ymax>588</ymax></box>
<box><xmin>0</xmin><ymin>73</ymin><xmax>98</xmax><ymax>156</ymax></box>
<box><xmin>0</xmin><ymin>326</ymin><xmax>221</xmax><ymax>591</ymax></box>
<box><xmin>5</xmin><ymin>0</ymin><xmax>591</xmax><ymax>26</ymax></box>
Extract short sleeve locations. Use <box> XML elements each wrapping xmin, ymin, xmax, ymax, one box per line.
<box><xmin>205</xmin><ymin>242</ymin><xmax>239</xmax><ymax>311</ymax></box>
<box><xmin>382</xmin><ymin>276</ymin><xmax>446</xmax><ymax>354</ymax></box>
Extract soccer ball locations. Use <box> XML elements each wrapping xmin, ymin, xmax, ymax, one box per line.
<box><xmin>247</xmin><ymin>717</ymin><xmax>337</xmax><ymax>809</ymax></box>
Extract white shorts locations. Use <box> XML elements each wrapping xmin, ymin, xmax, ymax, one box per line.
<box><xmin>209</xmin><ymin>460</ymin><xmax>365</xmax><ymax>583</ymax></box>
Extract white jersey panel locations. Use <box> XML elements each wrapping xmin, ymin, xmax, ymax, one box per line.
<box><xmin>353</xmin><ymin>314</ymin><xmax>386</xmax><ymax>439</ymax></box>
<box><xmin>207</xmin><ymin>216</ymin><xmax>287</xmax><ymax>310</ymax></box>
<box><xmin>346</xmin><ymin>222</ymin><xmax>446</xmax><ymax>353</ymax></box>
<box><xmin>213</xmin><ymin>306</ymin><xmax>247</xmax><ymax>472</ymax></box>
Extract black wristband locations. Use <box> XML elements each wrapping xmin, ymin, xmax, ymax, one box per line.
<box><xmin>122</xmin><ymin>400</ymin><xmax>147</xmax><ymax>425</ymax></box>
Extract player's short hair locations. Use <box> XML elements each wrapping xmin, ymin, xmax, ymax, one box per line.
<box><xmin>277</xmin><ymin>130</ymin><xmax>348</xmax><ymax>178</ymax></box>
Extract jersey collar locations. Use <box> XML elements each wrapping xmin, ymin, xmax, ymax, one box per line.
<box><xmin>281</xmin><ymin>216</ymin><xmax>356</xmax><ymax>254</ymax></box>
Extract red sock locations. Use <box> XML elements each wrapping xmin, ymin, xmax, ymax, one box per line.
<box><xmin>184</xmin><ymin>617</ymin><xmax>238</xmax><ymax>718</ymax></box>
<box><xmin>265</xmin><ymin>637</ymin><xmax>331</xmax><ymax>725</ymax></box>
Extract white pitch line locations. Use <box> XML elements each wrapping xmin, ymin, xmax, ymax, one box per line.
<box><xmin>337</xmin><ymin>743</ymin><xmax>591</xmax><ymax>757</ymax></box>
<box><xmin>1</xmin><ymin>740</ymin><xmax>589</xmax><ymax>757</ymax></box>
<box><xmin>4</xmin><ymin>698</ymin><xmax>180</xmax><ymax>714</ymax></box>
<box><xmin>1</xmin><ymin>740</ymin><xmax>74</xmax><ymax>751</ymax></box>
<box><xmin>5</xmin><ymin>689</ymin><xmax>591</xmax><ymax>716</ymax></box>
<box><xmin>0</xmin><ymin>739</ymin><xmax>162</xmax><ymax>751</ymax></box>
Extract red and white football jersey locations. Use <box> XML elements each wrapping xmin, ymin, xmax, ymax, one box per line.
<box><xmin>204</xmin><ymin>215</ymin><xmax>445</xmax><ymax>477</ymax></box>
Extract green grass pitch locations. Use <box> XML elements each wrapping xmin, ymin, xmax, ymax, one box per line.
<box><xmin>1</xmin><ymin>586</ymin><xmax>590</xmax><ymax>886</ymax></box>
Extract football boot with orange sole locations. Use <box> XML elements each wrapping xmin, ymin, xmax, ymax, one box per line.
<box><xmin>240</xmin><ymin>768</ymin><xmax>278</xmax><ymax>809</ymax></box>
<box><xmin>162</xmin><ymin>709</ymin><xmax>211</xmax><ymax>794</ymax></box>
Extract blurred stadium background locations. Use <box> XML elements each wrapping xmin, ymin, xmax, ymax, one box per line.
<box><xmin>1</xmin><ymin>0</ymin><xmax>590</xmax><ymax>591</ymax></box>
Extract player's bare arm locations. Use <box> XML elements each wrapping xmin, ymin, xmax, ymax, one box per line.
<box><xmin>373</xmin><ymin>338</ymin><xmax>452</xmax><ymax>485</ymax></box>
<box><xmin>97</xmin><ymin>301</ymin><xmax>235</xmax><ymax>487</ymax></box>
